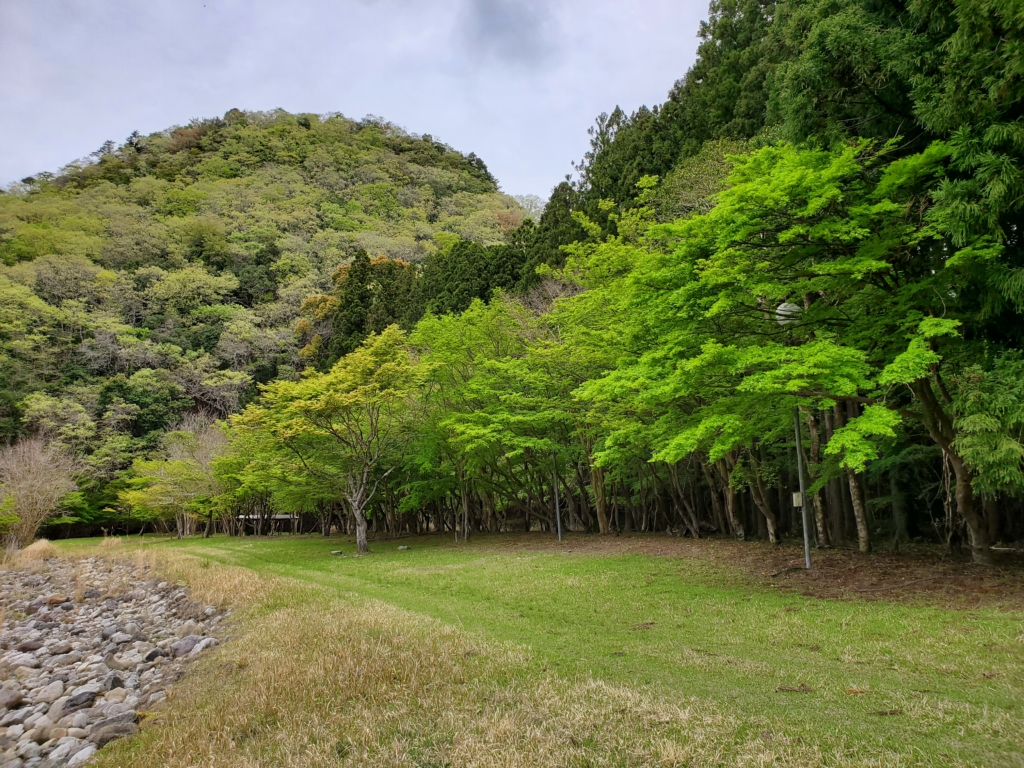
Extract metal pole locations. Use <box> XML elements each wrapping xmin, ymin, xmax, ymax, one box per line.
<box><xmin>794</xmin><ymin>408</ymin><xmax>811</xmax><ymax>570</ymax></box>
<box><xmin>553</xmin><ymin>456</ymin><xmax>563</xmax><ymax>543</ymax></box>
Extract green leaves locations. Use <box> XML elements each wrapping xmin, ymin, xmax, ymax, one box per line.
<box><xmin>824</xmin><ymin>405</ymin><xmax>901</xmax><ymax>472</ymax></box>
<box><xmin>952</xmin><ymin>355</ymin><xmax>1024</xmax><ymax>497</ymax></box>
<box><xmin>879</xmin><ymin>319</ymin><xmax>960</xmax><ymax>387</ymax></box>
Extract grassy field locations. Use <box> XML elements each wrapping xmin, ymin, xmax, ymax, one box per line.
<box><xmin>56</xmin><ymin>533</ymin><xmax>1024</xmax><ymax>767</ymax></box>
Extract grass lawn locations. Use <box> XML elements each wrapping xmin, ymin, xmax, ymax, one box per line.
<box><xmin>60</xmin><ymin>533</ymin><xmax>1024</xmax><ymax>767</ymax></box>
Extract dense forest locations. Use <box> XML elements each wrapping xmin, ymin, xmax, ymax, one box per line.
<box><xmin>2</xmin><ymin>0</ymin><xmax>1023</xmax><ymax>567</ymax></box>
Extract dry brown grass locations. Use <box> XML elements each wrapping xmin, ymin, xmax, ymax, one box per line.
<box><xmin>99</xmin><ymin>535</ymin><xmax>124</xmax><ymax>548</ymax></box>
<box><xmin>17</xmin><ymin>538</ymin><xmax>59</xmax><ymax>564</ymax></box>
<box><xmin>86</xmin><ymin>551</ymin><xmax>913</xmax><ymax>768</ymax></box>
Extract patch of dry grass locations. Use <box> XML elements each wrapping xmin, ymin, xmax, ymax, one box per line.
<box><xmin>16</xmin><ymin>538</ymin><xmax>59</xmax><ymax>564</ymax></box>
<box><xmin>99</xmin><ymin>535</ymin><xmax>124</xmax><ymax>548</ymax></box>
<box><xmin>86</xmin><ymin>553</ymin><xmax>912</xmax><ymax>768</ymax></box>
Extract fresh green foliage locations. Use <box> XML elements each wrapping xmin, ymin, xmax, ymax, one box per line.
<box><xmin>223</xmin><ymin>138</ymin><xmax>1024</xmax><ymax>561</ymax></box>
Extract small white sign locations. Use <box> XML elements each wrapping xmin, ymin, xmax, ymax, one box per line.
<box><xmin>792</xmin><ymin>492</ymin><xmax>804</xmax><ymax>507</ymax></box>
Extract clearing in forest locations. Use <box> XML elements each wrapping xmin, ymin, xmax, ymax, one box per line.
<box><xmin>59</xmin><ymin>534</ymin><xmax>1024</xmax><ymax>768</ymax></box>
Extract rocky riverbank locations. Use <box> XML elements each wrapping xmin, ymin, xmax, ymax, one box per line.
<box><xmin>0</xmin><ymin>553</ymin><xmax>227</xmax><ymax>767</ymax></box>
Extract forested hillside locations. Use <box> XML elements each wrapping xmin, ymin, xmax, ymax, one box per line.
<box><xmin>3</xmin><ymin>0</ymin><xmax>1024</xmax><ymax>567</ymax></box>
<box><xmin>0</xmin><ymin>110</ymin><xmax>532</xmax><ymax>530</ymax></box>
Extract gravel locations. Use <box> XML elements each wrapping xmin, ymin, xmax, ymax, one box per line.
<box><xmin>0</xmin><ymin>556</ymin><xmax>228</xmax><ymax>767</ymax></box>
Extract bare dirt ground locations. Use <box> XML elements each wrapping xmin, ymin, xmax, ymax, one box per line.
<box><xmin>456</xmin><ymin>532</ymin><xmax>1024</xmax><ymax>611</ymax></box>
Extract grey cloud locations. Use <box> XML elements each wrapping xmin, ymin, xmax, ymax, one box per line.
<box><xmin>459</xmin><ymin>0</ymin><xmax>555</xmax><ymax>67</ymax></box>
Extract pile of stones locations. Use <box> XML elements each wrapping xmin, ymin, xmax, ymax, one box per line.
<box><xmin>0</xmin><ymin>556</ymin><xmax>227</xmax><ymax>767</ymax></box>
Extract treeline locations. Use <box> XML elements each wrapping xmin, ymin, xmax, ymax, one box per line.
<box><xmin>210</xmin><ymin>137</ymin><xmax>1023</xmax><ymax>566</ymax></box>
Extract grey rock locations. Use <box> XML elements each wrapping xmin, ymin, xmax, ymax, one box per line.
<box><xmin>1</xmin><ymin>708</ymin><xmax>30</xmax><ymax>726</ymax></box>
<box><xmin>66</xmin><ymin>744</ymin><xmax>96</xmax><ymax>766</ymax></box>
<box><xmin>34</xmin><ymin>683</ymin><xmax>63</xmax><ymax>705</ymax></box>
<box><xmin>2</xmin><ymin>551</ymin><xmax>226</xmax><ymax>762</ymax></box>
<box><xmin>90</xmin><ymin>721</ymin><xmax>138</xmax><ymax>747</ymax></box>
<box><xmin>47</xmin><ymin>741</ymin><xmax>74</xmax><ymax>760</ymax></box>
<box><xmin>2</xmin><ymin>654</ymin><xmax>39</xmax><ymax>670</ymax></box>
<box><xmin>29</xmin><ymin>715</ymin><xmax>52</xmax><ymax>740</ymax></box>
<box><xmin>169</xmin><ymin>635</ymin><xmax>203</xmax><ymax>658</ymax></box>
<box><xmin>102</xmin><ymin>675</ymin><xmax>123</xmax><ymax>692</ymax></box>
<box><xmin>0</xmin><ymin>690</ymin><xmax>23</xmax><ymax>710</ymax></box>
<box><xmin>189</xmin><ymin>637</ymin><xmax>218</xmax><ymax>656</ymax></box>
<box><xmin>45</xmin><ymin>698</ymin><xmax>67</xmax><ymax>723</ymax></box>
<box><xmin>14</xmin><ymin>741</ymin><xmax>39</xmax><ymax>760</ymax></box>
<box><xmin>62</xmin><ymin>692</ymin><xmax>96</xmax><ymax>713</ymax></box>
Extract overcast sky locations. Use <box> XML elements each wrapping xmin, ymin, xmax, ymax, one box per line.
<box><xmin>0</xmin><ymin>0</ymin><xmax>707</xmax><ymax>198</ymax></box>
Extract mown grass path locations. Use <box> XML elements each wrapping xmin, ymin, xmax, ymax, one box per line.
<box><xmin>93</xmin><ymin>532</ymin><xmax>1024</xmax><ymax>766</ymax></box>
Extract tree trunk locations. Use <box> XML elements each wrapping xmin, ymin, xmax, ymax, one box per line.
<box><xmin>346</xmin><ymin>475</ymin><xmax>371</xmax><ymax>553</ymax></box>
<box><xmin>909</xmin><ymin>378</ymin><xmax>993</xmax><ymax>564</ymax></box>
<box><xmin>949</xmin><ymin>454</ymin><xmax>993</xmax><ymax>564</ymax></box>
<box><xmin>668</xmin><ymin>463</ymin><xmax>700</xmax><ymax>537</ymax></box>
<box><xmin>822</xmin><ymin>409</ymin><xmax>846</xmax><ymax>546</ymax></box>
<box><xmin>575</xmin><ymin>464</ymin><xmax>594</xmax><ymax>532</ymax></box>
<box><xmin>846</xmin><ymin>467</ymin><xmax>871</xmax><ymax>553</ymax></box>
<box><xmin>985</xmin><ymin>496</ymin><xmax>1001</xmax><ymax>546</ymax></box>
<box><xmin>746</xmin><ymin>450</ymin><xmax>779</xmax><ymax>544</ymax></box>
<box><xmin>700</xmin><ymin>460</ymin><xmax>727</xmax><ymax>534</ymax></box>
<box><xmin>715</xmin><ymin>456</ymin><xmax>745</xmax><ymax>540</ymax></box>
<box><xmin>591</xmin><ymin>463</ymin><xmax>611</xmax><ymax>535</ymax></box>
<box><xmin>460</xmin><ymin>475</ymin><xmax>471</xmax><ymax>543</ymax></box>
<box><xmin>354</xmin><ymin>507</ymin><xmax>368</xmax><ymax>554</ymax></box>
<box><xmin>803</xmin><ymin>409</ymin><xmax>831</xmax><ymax>547</ymax></box>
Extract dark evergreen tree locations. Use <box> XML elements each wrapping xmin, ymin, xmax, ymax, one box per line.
<box><xmin>329</xmin><ymin>249</ymin><xmax>373</xmax><ymax>363</ymax></box>
<box><xmin>515</xmin><ymin>183</ymin><xmax>588</xmax><ymax>291</ymax></box>
<box><xmin>419</xmin><ymin>240</ymin><xmax>488</xmax><ymax>316</ymax></box>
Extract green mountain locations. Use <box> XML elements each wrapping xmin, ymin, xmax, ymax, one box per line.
<box><xmin>0</xmin><ymin>109</ymin><xmax>530</xmax><ymax>520</ymax></box>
